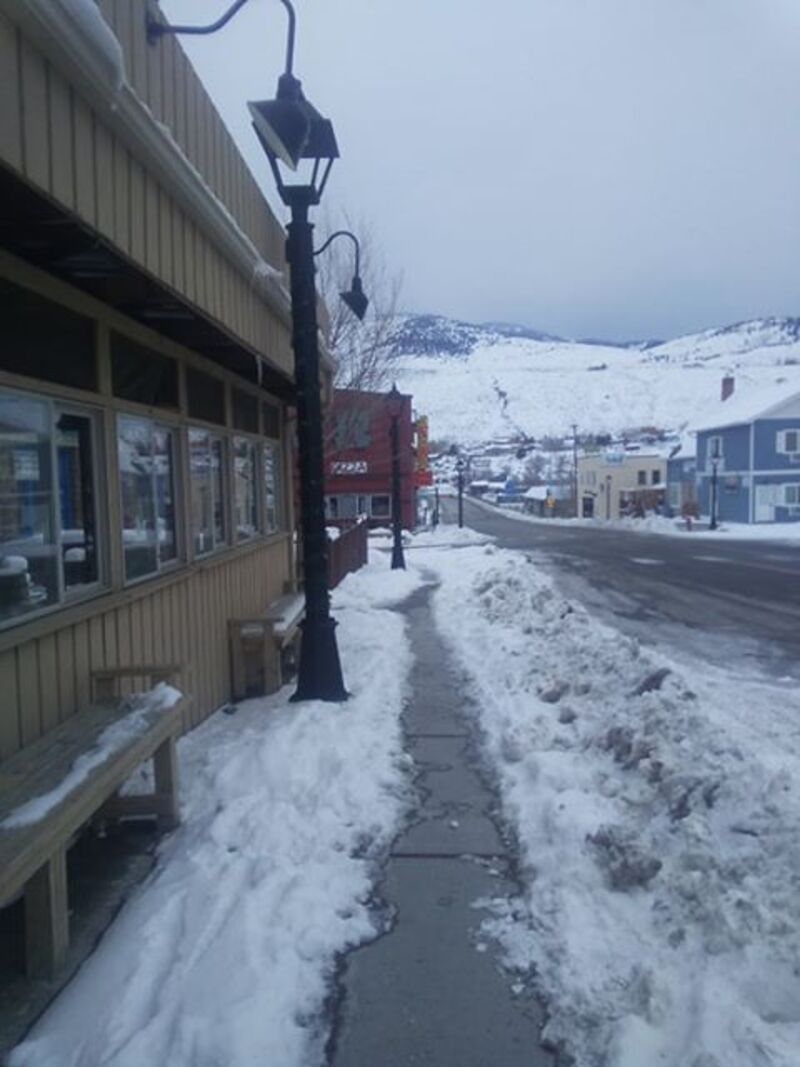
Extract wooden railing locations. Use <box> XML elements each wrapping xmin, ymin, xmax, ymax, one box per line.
<box><xmin>327</xmin><ymin>520</ymin><xmax>369</xmax><ymax>590</ymax></box>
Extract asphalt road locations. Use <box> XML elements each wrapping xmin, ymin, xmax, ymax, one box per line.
<box><xmin>442</xmin><ymin>496</ymin><xmax>800</xmax><ymax>679</ymax></box>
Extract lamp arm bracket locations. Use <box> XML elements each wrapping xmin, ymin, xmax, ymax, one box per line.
<box><xmin>147</xmin><ymin>0</ymin><xmax>296</xmax><ymax>74</ymax></box>
<box><xmin>312</xmin><ymin>230</ymin><xmax>360</xmax><ymax>275</ymax></box>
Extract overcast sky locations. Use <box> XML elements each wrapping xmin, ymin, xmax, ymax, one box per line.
<box><xmin>162</xmin><ymin>0</ymin><xmax>800</xmax><ymax>342</ymax></box>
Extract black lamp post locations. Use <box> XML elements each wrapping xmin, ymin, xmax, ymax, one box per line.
<box><xmin>709</xmin><ymin>459</ymin><xmax>719</xmax><ymax>530</ymax></box>
<box><xmin>148</xmin><ymin>0</ymin><xmax>347</xmax><ymax>702</ymax></box>
<box><xmin>456</xmin><ymin>457</ymin><xmax>465</xmax><ymax>528</ymax></box>
<box><xmin>386</xmin><ymin>385</ymin><xmax>406</xmax><ymax>570</ymax></box>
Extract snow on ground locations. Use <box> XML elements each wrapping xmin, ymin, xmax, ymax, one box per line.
<box><xmin>472</xmin><ymin>496</ymin><xmax>800</xmax><ymax>543</ymax></box>
<box><xmin>10</xmin><ymin>553</ymin><xmax>425</xmax><ymax>1067</ymax></box>
<box><xmin>416</xmin><ymin>532</ymin><xmax>800</xmax><ymax>1067</ymax></box>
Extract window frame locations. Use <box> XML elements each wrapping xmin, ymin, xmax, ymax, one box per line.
<box><xmin>778</xmin><ymin>429</ymin><xmax>799</xmax><ymax>456</ymax></box>
<box><xmin>188</xmin><ymin>427</ymin><xmax>228</xmax><ymax>558</ymax></box>
<box><xmin>262</xmin><ymin>438</ymin><xmax>283</xmax><ymax>536</ymax></box>
<box><xmin>0</xmin><ymin>385</ymin><xmax>106</xmax><ymax>632</ymax></box>
<box><xmin>232</xmin><ymin>433</ymin><xmax>260</xmax><ymax>543</ymax></box>
<box><xmin>117</xmin><ymin>413</ymin><xmax>182</xmax><ymax>586</ymax></box>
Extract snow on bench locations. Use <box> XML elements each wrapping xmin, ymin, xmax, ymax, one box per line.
<box><xmin>0</xmin><ymin>668</ymin><xmax>186</xmax><ymax>978</ymax></box>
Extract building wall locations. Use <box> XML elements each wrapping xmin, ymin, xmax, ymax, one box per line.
<box><xmin>324</xmin><ymin>390</ymin><xmax>416</xmax><ymax>529</ymax></box>
<box><xmin>0</xmin><ymin>0</ymin><xmax>292</xmax><ymax>375</ymax></box>
<box><xmin>696</xmin><ymin>418</ymin><xmax>800</xmax><ymax>522</ymax></box>
<box><xmin>0</xmin><ymin>253</ymin><xmax>293</xmax><ymax>760</ymax></box>
<box><xmin>578</xmin><ymin>453</ymin><xmax>666</xmax><ymax>520</ymax></box>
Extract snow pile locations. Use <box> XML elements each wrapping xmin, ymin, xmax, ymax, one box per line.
<box><xmin>61</xmin><ymin>0</ymin><xmax>126</xmax><ymax>92</ymax></box>
<box><xmin>420</xmin><ymin>540</ymin><xmax>800</xmax><ymax>1067</ymax></box>
<box><xmin>2</xmin><ymin>685</ymin><xmax>182</xmax><ymax>831</ymax></box>
<box><xmin>10</xmin><ymin>555</ymin><xmax>425</xmax><ymax>1067</ymax></box>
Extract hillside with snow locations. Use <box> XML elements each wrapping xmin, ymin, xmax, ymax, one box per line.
<box><xmin>389</xmin><ymin>314</ymin><xmax>800</xmax><ymax>445</ymax></box>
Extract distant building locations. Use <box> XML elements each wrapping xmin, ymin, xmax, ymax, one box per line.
<box><xmin>324</xmin><ymin>389</ymin><xmax>418</xmax><ymax>529</ymax></box>
<box><xmin>694</xmin><ymin>380</ymin><xmax>800</xmax><ymax>524</ymax></box>
<box><xmin>578</xmin><ymin>451</ymin><xmax>667</xmax><ymax>519</ymax></box>
<box><xmin>523</xmin><ymin>485</ymin><xmax>572</xmax><ymax>517</ymax></box>
<box><xmin>666</xmin><ymin>436</ymin><xmax>697</xmax><ymax>518</ymax></box>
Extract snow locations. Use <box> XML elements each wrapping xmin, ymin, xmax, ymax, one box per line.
<box><xmin>693</xmin><ymin>382</ymin><xmax>800</xmax><ymax>432</ymax></box>
<box><xmin>61</xmin><ymin>0</ymin><xmax>126</xmax><ymax>93</ymax></box>
<box><xmin>391</xmin><ymin>319</ymin><xmax>800</xmax><ymax>446</ymax></box>
<box><xmin>0</xmin><ymin>556</ymin><xmax>29</xmax><ymax>576</ymax></box>
<box><xmin>473</xmin><ymin>496</ymin><xmax>800</xmax><ymax>542</ymax></box>
<box><xmin>2</xmin><ymin>685</ymin><xmax>182</xmax><ymax>831</ymax></box>
<box><xmin>9</xmin><ymin>554</ymin><xmax>426</xmax><ymax>1067</ymax></box>
<box><xmin>413</xmin><ymin>533</ymin><xmax>800</xmax><ymax>1067</ymax></box>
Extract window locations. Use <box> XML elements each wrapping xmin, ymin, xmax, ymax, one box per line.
<box><xmin>232</xmin><ymin>390</ymin><xmax>258</xmax><ymax>434</ymax></box>
<box><xmin>371</xmin><ymin>495</ymin><xmax>391</xmax><ymax>518</ymax></box>
<box><xmin>708</xmin><ymin>436</ymin><xmax>723</xmax><ymax>461</ymax></box>
<box><xmin>233</xmin><ymin>437</ymin><xmax>258</xmax><ymax>541</ymax></box>
<box><xmin>0</xmin><ymin>279</ymin><xmax>96</xmax><ymax>391</ymax></box>
<box><xmin>785</xmin><ymin>485</ymin><xmax>800</xmax><ymax>506</ymax></box>
<box><xmin>189</xmin><ymin>429</ymin><xmax>226</xmax><ymax>555</ymax></box>
<box><xmin>118</xmin><ymin>416</ymin><xmax>177</xmax><ymax>581</ymax></box>
<box><xmin>651</xmin><ymin>470</ymin><xmax>660</xmax><ymax>485</ymax></box>
<box><xmin>263</xmin><ymin>441</ymin><xmax>282</xmax><ymax>534</ymax></box>
<box><xmin>263</xmin><ymin>403</ymin><xmax>280</xmax><ymax>440</ymax></box>
<box><xmin>111</xmin><ymin>333</ymin><xmax>178</xmax><ymax>409</ymax></box>
<box><xmin>637</xmin><ymin>470</ymin><xmax>647</xmax><ymax>486</ymax></box>
<box><xmin>778</xmin><ymin>430</ymin><xmax>800</xmax><ymax>456</ymax></box>
<box><xmin>0</xmin><ymin>390</ymin><xmax>101</xmax><ymax>626</ymax></box>
<box><xmin>187</xmin><ymin>368</ymin><xmax>226</xmax><ymax>426</ymax></box>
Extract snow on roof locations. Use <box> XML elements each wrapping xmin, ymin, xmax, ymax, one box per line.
<box><xmin>694</xmin><ymin>382</ymin><xmax>800</xmax><ymax>432</ymax></box>
<box><xmin>669</xmin><ymin>430</ymin><xmax>697</xmax><ymax>460</ymax></box>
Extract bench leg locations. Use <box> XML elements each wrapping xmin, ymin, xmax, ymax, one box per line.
<box><xmin>26</xmin><ymin>847</ymin><xmax>69</xmax><ymax>979</ymax></box>
<box><xmin>153</xmin><ymin>736</ymin><xmax>179</xmax><ymax>832</ymax></box>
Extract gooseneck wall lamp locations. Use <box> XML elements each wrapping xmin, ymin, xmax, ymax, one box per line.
<box><xmin>148</xmin><ymin>0</ymin><xmax>348</xmax><ymax>702</ymax></box>
<box><xmin>313</xmin><ymin>231</ymin><xmax>369</xmax><ymax>322</ymax></box>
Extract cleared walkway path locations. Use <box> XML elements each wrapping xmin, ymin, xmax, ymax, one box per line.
<box><xmin>328</xmin><ymin>581</ymin><xmax>556</xmax><ymax>1067</ymax></box>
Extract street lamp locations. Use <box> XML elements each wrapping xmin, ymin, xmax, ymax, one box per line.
<box><xmin>456</xmin><ymin>457</ymin><xmax>466</xmax><ymax>528</ymax></box>
<box><xmin>148</xmin><ymin>0</ymin><xmax>347</xmax><ymax>702</ymax></box>
<box><xmin>386</xmin><ymin>385</ymin><xmax>406</xmax><ymax>570</ymax></box>
<box><xmin>313</xmin><ymin>231</ymin><xmax>368</xmax><ymax>321</ymax></box>
<box><xmin>709</xmin><ymin>459</ymin><xmax>719</xmax><ymax>530</ymax></box>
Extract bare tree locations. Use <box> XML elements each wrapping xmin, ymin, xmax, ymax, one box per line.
<box><xmin>315</xmin><ymin>211</ymin><xmax>403</xmax><ymax>393</ymax></box>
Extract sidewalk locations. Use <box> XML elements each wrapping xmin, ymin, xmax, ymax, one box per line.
<box><xmin>328</xmin><ymin>580</ymin><xmax>556</xmax><ymax>1067</ymax></box>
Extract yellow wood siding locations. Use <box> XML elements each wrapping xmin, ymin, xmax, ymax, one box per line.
<box><xmin>0</xmin><ymin>540</ymin><xmax>288</xmax><ymax>757</ymax></box>
<box><xmin>0</xmin><ymin>1</ymin><xmax>292</xmax><ymax>377</ymax></box>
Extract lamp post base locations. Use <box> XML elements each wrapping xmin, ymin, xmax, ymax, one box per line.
<box><xmin>291</xmin><ymin>616</ymin><xmax>349</xmax><ymax>703</ymax></box>
<box><xmin>391</xmin><ymin>539</ymin><xmax>405</xmax><ymax>570</ymax></box>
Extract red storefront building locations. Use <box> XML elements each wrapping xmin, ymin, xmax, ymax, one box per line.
<box><xmin>324</xmin><ymin>389</ymin><xmax>422</xmax><ymax>530</ymax></box>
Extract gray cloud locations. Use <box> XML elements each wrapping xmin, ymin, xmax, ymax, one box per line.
<box><xmin>163</xmin><ymin>0</ymin><xmax>800</xmax><ymax>340</ymax></box>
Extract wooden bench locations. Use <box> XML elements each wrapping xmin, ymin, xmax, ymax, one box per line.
<box><xmin>0</xmin><ymin>667</ymin><xmax>185</xmax><ymax>979</ymax></box>
<box><xmin>229</xmin><ymin>592</ymin><xmax>305</xmax><ymax>698</ymax></box>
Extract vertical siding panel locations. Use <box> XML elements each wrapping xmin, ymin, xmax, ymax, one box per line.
<box><xmin>94</xmin><ymin>121</ymin><xmax>115</xmax><ymax>239</ymax></box>
<box><xmin>145</xmin><ymin>175</ymin><xmax>160</xmax><ymax>275</ymax></box>
<box><xmin>0</xmin><ymin>649</ymin><xmax>20</xmax><ymax>759</ymax></box>
<box><xmin>151</xmin><ymin>589</ymin><xmax>164</xmax><ymax>667</ymax></box>
<box><xmin>129</xmin><ymin>157</ymin><xmax>146</xmax><ymax>263</ymax></box>
<box><xmin>140</xmin><ymin>593</ymin><xmax>155</xmax><ymax>667</ymax></box>
<box><xmin>146</xmin><ymin>18</ymin><xmax>164</xmax><ymax>122</ymax></box>
<box><xmin>19</xmin><ymin>40</ymin><xmax>49</xmax><ymax>190</ymax></box>
<box><xmin>72</xmin><ymin>95</ymin><xmax>96</xmax><ymax>226</ymax></box>
<box><xmin>159</xmin><ymin>191</ymin><xmax>173</xmax><ymax>287</ymax></box>
<box><xmin>112</xmin><ymin>138</ymin><xmax>131</xmax><ymax>253</ymax></box>
<box><xmin>89</xmin><ymin>615</ymin><xmax>106</xmax><ymax>674</ymax></box>
<box><xmin>56</xmin><ymin>628</ymin><xmax>76</xmax><ymax>722</ymax></box>
<box><xmin>128</xmin><ymin>0</ymin><xmax>148</xmax><ymax>101</ymax></box>
<box><xmin>102</xmin><ymin>609</ymin><xmax>118</xmax><ymax>670</ymax></box>
<box><xmin>37</xmin><ymin>636</ymin><xmax>59</xmax><ymax>735</ymax></box>
<box><xmin>17</xmin><ymin>643</ymin><xmax>41</xmax><ymax>746</ymax></box>
<box><xmin>73</xmin><ymin>621</ymin><xmax>92</xmax><ymax>711</ymax></box>
<box><xmin>129</xmin><ymin>599</ymin><xmax>143</xmax><ymax>667</ymax></box>
<box><xmin>116</xmin><ymin>606</ymin><xmax>132</xmax><ymax>669</ymax></box>
<box><xmin>172</xmin><ymin>41</ymin><xmax>188</xmax><ymax>152</ymax></box>
<box><xmin>172</xmin><ymin>208</ymin><xmax>185</xmax><ymax>295</ymax></box>
<box><xmin>0</xmin><ymin>14</ymin><xmax>22</xmax><ymax>170</ymax></box>
<box><xmin>46</xmin><ymin>67</ymin><xmax>74</xmax><ymax>209</ymax></box>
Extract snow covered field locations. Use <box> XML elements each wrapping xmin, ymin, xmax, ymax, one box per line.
<box><xmin>10</xmin><ymin>556</ymin><xmax>424</xmax><ymax>1067</ymax></box>
<box><xmin>416</xmin><ymin>537</ymin><xmax>800</xmax><ymax>1067</ymax></box>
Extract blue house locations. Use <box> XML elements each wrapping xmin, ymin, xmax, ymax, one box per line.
<box><xmin>666</xmin><ymin>434</ymin><xmax>697</xmax><ymax>518</ymax></box>
<box><xmin>695</xmin><ymin>383</ymin><xmax>800</xmax><ymax>524</ymax></box>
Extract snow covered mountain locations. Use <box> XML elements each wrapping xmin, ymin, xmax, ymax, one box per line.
<box><xmin>388</xmin><ymin>314</ymin><xmax>800</xmax><ymax>446</ymax></box>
